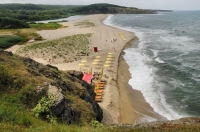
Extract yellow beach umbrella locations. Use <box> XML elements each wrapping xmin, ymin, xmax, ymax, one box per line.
<box><xmin>100</xmin><ymin>68</ymin><xmax>103</xmax><ymax>76</ymax></box>
<box><xmin>107</xmin><ymin>55</ymin><xmax>113</xmax><ymax>58</ymax></box>
<box><xmin>92</xmin><ymin>62</ymin><xmax>98</xmax><ymax>65</ymax></box>
<box><xmin>96</xmin><ymin>56</ymin><xmax>101</xmax><ymax>58</ymax></box>
<box><xmin>90</xmin><ymin>67</ymin><xmax>92</xmax><ymax>74</ymax></box>
<box><xmin>108</xmin><ymin>52</ymin><xmax>113</xmax><ymax>55</ymax></box>
<box><xmin>104</xmin><ymin>64</ymin><xmax>110</xmax><ymax>68</ymax></box>
<box><xmin>105</xmin><ymin>61</ymin><xmax>112</xmax><ymax>64</ymax></box>
<box><xmin>79</xmin><ymin>63</ymin><xmax>85</xmax><ymax>66</ymax></box>
<box><xmin>94</xmin><ymin>59</ymin><xmax>100</xmax><ymax>62</ymax></box>
<box><xmin>81</xmin><ymin>60</ymin><xmax>87</xmax><ymax>63</ymax></box>
<box><xmin>106</xmin><ymin>58</ymin><xmax>113</xmax><ymax>61</ymax></box>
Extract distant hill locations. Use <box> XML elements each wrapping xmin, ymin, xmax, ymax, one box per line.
<box><xmin>0</xmin><ymin>3</ymin><xmax>44</xmax><ymax>10</ymax></box>
<box><xmin>71</xmin><ymin>3</ymin><xmax>156</xmax><ymax>14</ymax></box>
<box><xmin>0</xmin><ymin>3</ymin><xmax>158</xmax><ymax>23</ymax></box>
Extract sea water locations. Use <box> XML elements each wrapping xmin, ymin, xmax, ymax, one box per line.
<box><xmin>103</xmin><ymin>11</ymin><xmax>200</xmax><ymax>121</ymax></box>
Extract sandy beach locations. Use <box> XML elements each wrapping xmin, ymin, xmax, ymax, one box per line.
<box><xmin>6</xmin><ymin>14</ymin><xmax>165</xmax><ymax>124</ymax></box>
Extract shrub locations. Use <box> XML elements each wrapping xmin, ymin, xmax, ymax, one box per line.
<box><xmin>0</xmin><ymin>65</ymin><xmax>12</xmax><ymax>88</ymax></box>
<box><xmin>0</xmin><ymin>35</ymin><xmax>23</xmax><ymax>49</ymax></box>
<box><xmin>32</xmin><ymin>94</ymin><xmax>56</xmax><ymax>124</ymax></box>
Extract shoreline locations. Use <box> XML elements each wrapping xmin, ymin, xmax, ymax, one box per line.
<box><xmin>118</xmin><ymin>37</ymin><xmax>167</xmax><ymax>124</ymax></box>
<box><xmin>5</xmin><ymin>14</ymin><xmax>165</xmax><ymax>124</ymax></box>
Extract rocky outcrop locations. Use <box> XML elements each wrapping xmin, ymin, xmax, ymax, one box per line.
<box><xmin>47</xmin><ymin>85</ymin><xmax>80</xmax><ymax>124</ymax></box>
<box><xmin>22</xmin><ymin>57</ymin><xmax>103</xmax><ymax>122</ymax></box>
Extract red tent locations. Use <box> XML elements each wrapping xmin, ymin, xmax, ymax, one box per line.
<box><xmin>82</xmin><ymin>73</ymin><xmax>93</xmax><ymax>84</ymax></box>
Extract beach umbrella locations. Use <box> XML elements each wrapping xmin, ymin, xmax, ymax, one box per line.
<box><xmin>106</xmin><ymin>58</ymin><xmax>113</xmax><ymax>61</ymax></box>
<box><xmin>100</xmin><ymin>68</ymin><xmax>103</xmax><ymax>76</ymax></box>
<box><xmin>107</xmin><ymin>55</ymin><xmax>113</xmax><ymax>58</ymax></box>
<box><xmin>108</xmin><ymin>52</ymin><xmax>113</xmax><ymax>55</ymax></box>
<box><xmin>105</xmin><ymin>61</ymin><xmax>112</xmax><ymax>64</ymax></box>
<box><xmin>81</xmin><ymin>60</ymin><xmax>87</xmax><ymax>63</ymax></box>
<box><xmin>96</xmin><ymin>56</ymin><xmax>101</xmax><ymax>58</ymax></box>
<box><xmin>92</xmin><ymin>62</ymin><xmax>98</xmax><ymax>65</ymax></box>
<box><xmin>104</xmin><ymin>64</ymin><xmax>110</xmax><ymax>68</ymax></box>
<box><xmin>94</xmin><ymin>59</ymin><xmax>100</xmax><ymax>62</ymax></box>
<box><xmin>82</xmin><ymin>73</ymin><xmax>93</xmax><ymax>84</ymax></box>
<box><xmin>90</xmin><ymin>67</ymin><xmax>92</xmax><ymax>74</ymax></box>
<box><xmin>79</xmin><ymin>63</ymin><xmax>85</xmax><ymax>71</ymax></box>
<box><xmin>79</xmin><ymin>63</ymin><xmax>85</xmax><ymax>66</ymax></box>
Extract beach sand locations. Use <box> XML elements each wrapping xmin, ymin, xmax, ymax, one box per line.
<box><xmin>6</xmin><ymin>14</ymin><xmax>166</xmax><ymax>124</ymax></box>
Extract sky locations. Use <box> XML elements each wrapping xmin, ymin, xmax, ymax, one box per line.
<box><xmin>0</xmin><ymin>0</ymin><xmax>200</xmax><ymax>10</ymax></box>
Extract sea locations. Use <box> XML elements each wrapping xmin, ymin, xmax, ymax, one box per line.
<box><xmin>103</xmin><ymin>11</ymin><xmax>200</xmax><ymax>121</ymax></box>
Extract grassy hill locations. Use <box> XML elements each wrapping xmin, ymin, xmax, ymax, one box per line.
<box><xmin>0</xmin><ymin>50</ymin><xmax>103</xmax><ymax>131</ymax></box>
<box><xmin>1</xmin><ymin>50</ymin><xmax>200</xmax><ymax>131</ymax></box>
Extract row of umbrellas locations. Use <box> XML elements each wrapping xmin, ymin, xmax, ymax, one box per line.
<box><xmin>79</xmin><ymin>52</ymin><xmax>114</xmax><ymax>73</ymax></box>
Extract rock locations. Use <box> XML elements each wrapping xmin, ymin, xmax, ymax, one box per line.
<box><xmin>68</xmin><ymin>70</ymin><xmax>83</xmax><ymax>80</ymax></box>
<box><xmin>47</xmin><ymin>85</ymin><xmax>80</xmax><ymax>124</ymax></box>
<box><xmin>47</xmin><ymin>64</ymin><xmax>58</xmax><ymax>71</ymax></box>
<box><xmin>0</xmin><ymin>50</ymin><xmax>13</xmax><ymax>56</ymax></box>
<box><xmin>22</xmin><ymin>57</ymin><xmax>103</xmax><ymax>122</ymax></box>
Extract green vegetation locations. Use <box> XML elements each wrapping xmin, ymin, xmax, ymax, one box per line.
<box><xmin>75</xmin><ymin>20</ymin><xmax>95</xmax><ymax>28</ymax></box>
<box><xmin>0</xmin><ymin>4</ymin><xmax>76</xmax><ymax>22</ymax></box>
<box><xmin>17</xmin><ymin>34</ymin><xmax>93</xmax><ymax>63</ymax></box>
<box><xmin>0</xmin><ymin>22</ymin><xmax>63</xmax><ymax>47</ymax></box>
<box><xmin>30</xmin><ymin>22</ymin><xmax>62</xmax><ymax>30</ymax></box>
<box><xmin>32</xmin><ymin>94</ymin><xmax>56</xmax><ymax>124</ymax></box>
<box><xmin>71</xmin><ymin>3</ymin><xmax>155</xmax><ymax>14</ymax></box>
<box><xmin>0</xmin><ymin>17</ymin><xmax>29</xmax><ymax>29</ymax></box>
<box><xmin>0</xmin><ymin>35</ymin><xmax>23</xmax><ymax>49</ymax></box>
<box><xmin>0</xmin><ymin>46</ymin><xmax>200</xmax><ymax>131</ymax></box>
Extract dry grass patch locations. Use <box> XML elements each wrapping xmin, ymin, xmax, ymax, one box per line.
<box><xmin>17</xmin><ymin>33</ymin><xmax>93</xmax><ymax>64</ymax></box>
<box><xmin>75</xmin><ymin>20</ymin><xmax>95</xmax><ymax>28</ymax></box>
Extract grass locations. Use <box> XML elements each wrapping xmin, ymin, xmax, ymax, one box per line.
<box><xmin>30</xmin><ymin>22</ymin><xmax>62</xmax><ymax>30</ymax></box>
<box><xmin>0</xmin><ymin>35</ymin><xmax>23</xmax><ymax>49</ymax></box>
<box><xmin>1</xmin><ymin>48</ymin><xmax>200</xmax><ymax>131</ymax></box>
<box><xmin>17</xmin><ymin>33</ymin><xmax>93</xmax><ymax>63</ymax></box>
<box><xmin>0</xmin><ymin>22</ymin><xmax>63</xmax><ymax>47</ymax></box>
<box><xmin>75</xmin><ymin>20</ymin><xmax>95</xmax><ymax>28</ymax></box>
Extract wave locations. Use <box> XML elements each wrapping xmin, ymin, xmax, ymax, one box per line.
<box><xmin>104</xmin><ymin>14</ymin><xmax>192</xmax><ymax>121</ymax></box>
<box><xmin>155</xmin><ymin>57</ymin><xmax>165</xmax><ymax>63</ymax></box>
<box><xmin>124</xmin><ymin>48</ymin><xmax>189</xmax><ymax>120</ymax></box>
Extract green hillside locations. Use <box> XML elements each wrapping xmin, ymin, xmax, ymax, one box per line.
<box><xmin>0</xmin><ymin>50</ymin><xmax>200</xmax><ymax>132</ymax></box>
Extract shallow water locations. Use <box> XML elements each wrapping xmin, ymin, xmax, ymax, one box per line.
<box><xmin>35</xmin><ymin>15</ymin><xmax>86</xmax><ymax>23</ymax></box>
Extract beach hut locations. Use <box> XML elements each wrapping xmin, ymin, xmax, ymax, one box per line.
<box><xmin>94</xmin><ymin>47</ymin><xmax>98</xmax><ymax>52</ymax></box>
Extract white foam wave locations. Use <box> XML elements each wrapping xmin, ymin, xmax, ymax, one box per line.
<box><xmin>150</xmin><ymin>49</ymin><xmax>158</xmax><ymax>58</ymax></box>
<box><xmin>155</xmin><ymin>57</ymin><xmax>165</xmax><ymax>63</ymax></box>
<box><xmin>104</xmin><ymin>14</ymin><xmax>191</xmax><ymax>121</ymax></box>
<box><xmin>124</xmin><ymin>48</ymin><xmax>188</xmax><ymax>120</ymax></box>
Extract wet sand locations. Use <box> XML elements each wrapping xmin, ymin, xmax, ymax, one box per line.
<box><xmin>118</xmin><ymin>37</ymin><xmax>167</xmax><ymax>124</ymax></box>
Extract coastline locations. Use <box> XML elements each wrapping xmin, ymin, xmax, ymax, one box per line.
<box><xmin>6</xmin><ymin>14</ymin><xmax>165</xmax><ymax>124</ymax></box>
<box><xmin>118</xmin><ymin>37</ymin><xmax>167</xmax><ymax>124</ymax></box>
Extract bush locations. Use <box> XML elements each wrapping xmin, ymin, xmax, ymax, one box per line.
<box><xmin>0</xmin><ymin>35</ymin><xmax>23</xmax><ymax>49</ymax></box>
<box><xmin>32</xmin><ymin>94</ymin><xmax>56</xmax><ymax>123</ymax></box>
<box><xmin>34</xmin><ymin>36</ymin><xmax>43</xmax><ymax>40</ymax></box>
<box><xmin>0</xmin><ymin>65</ymin><xmax>12</xmax><ymax>88</ymax></box>
<box><xmin>0</xmin><ymin>17</ymin><xmax>29</xmax><ymax>29</ymax></box>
